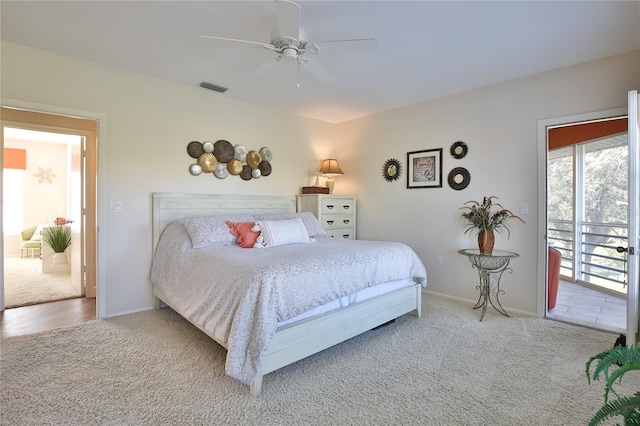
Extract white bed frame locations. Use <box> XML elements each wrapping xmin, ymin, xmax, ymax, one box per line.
<box><xmin>151</xmin><ymin>192</ymin><xmax>422</xmax><ymax>396</ymax></box>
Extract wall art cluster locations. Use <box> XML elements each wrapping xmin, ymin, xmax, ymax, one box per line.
<box><xmin>187</xmin><ymin>140</ymin><xmax>272</xmax><ymax>181</ymax></box>
<box><xmin>383</xmin><ymin>140</ymin><xmax>471</xmax><ymax>191</ymax></box>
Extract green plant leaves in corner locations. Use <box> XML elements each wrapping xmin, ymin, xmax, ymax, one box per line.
<box><xmin>586</xmin><ymin>344</ymin><xmax>640</xmax><ymax>425</ymax></box>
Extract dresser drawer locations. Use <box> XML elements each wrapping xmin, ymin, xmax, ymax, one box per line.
<box><xmin>296</xmin><ymin>194</ymin><xmax>356</xmax><ymax>240</ymax></box>
<box><xmin>325</xmin><ymin>228</ymin><xmax>355</xmax><ymax>240</ymax></box>
<box><xmin>321</xmin><ymin>198</ymin><xmax>355</xmax><ymax>215</ymax></box>
<box><xmin>321</xmin><ymin>214</ymin><xmax>353</xmax><ymax>230</ymax></box>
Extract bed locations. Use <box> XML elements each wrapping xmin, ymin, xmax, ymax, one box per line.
<box><xmin>150</xmin><ymin>192</ymin><xmax>427</xmax><ymax>395</ymax></box>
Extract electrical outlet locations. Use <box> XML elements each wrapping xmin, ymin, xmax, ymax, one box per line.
<box><xmin>520</xmin><ymin>203</ymin><xmax>529</xmax><ymax>215</ymax></box>
<box><xmin>436</xmin><ymin>256</ymin><xmax>443</xmax><ymax>266</ymax></box>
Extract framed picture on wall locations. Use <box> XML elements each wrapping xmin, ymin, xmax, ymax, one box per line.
<box><xmin>407</xmin><ymin>148</ymin><xmax>443</xmax><ymax>189</ymax></box>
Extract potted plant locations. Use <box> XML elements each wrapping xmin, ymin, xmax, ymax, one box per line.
<box><xmin>460</xmin><ymin>196</ymin><xmax>524</xmax><ymax>254</ymax></box>
<box><xmin>586</xmin><ymin>343</ymin><xmax>640</xmax><ymax>425</ymax></box>
<box><xmin>42</xmin><ymin>224</ymin><xmax>71</xmax><ymax>263</ymax></box>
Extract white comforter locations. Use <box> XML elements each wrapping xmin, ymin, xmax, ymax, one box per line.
<box><xmin>150</xmin><ymin>222</ymin><xmax>427</xmax><ymax>385</ymax></box>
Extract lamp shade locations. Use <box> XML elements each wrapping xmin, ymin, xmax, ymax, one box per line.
<box><xmin>319</xmin><ymin>159</ymin><xmax>344</xmax><ymax>176</ymax></box>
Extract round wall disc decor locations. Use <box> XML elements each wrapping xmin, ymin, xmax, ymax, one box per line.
<box><xmin>187</xmin><ymin>141</ymin><xmax>204</xmax><ymax>159</ymax></box>
<box><xmin>447</xmin><ymin>167</ymin><xmax>471</xmax><ymax>190</ymax></box>
<box><xmin>450</xmin><ymin>141</ymin><xmax>468</xmax><ymax>159</ymax></box>
<box><xmin>382</xmin><ymin>158</ymin><xmax>402</xmax><ymax>182</ymax></box>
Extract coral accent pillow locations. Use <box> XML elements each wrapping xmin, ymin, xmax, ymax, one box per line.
<box><xmin>227</xmin><ymin>221</ymin><xmax>261</xmax><ymax>248</ymax></box>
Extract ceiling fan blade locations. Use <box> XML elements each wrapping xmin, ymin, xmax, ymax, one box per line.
<box><xmin>314</xmin><ymin>38</ymin><xmax>378</xmax><ymax>53</ymax></box>
<box><xmin>200</xmin><ymin>35</ymin><xmax>268</xmax><ymax>48</ymax></box>
<box><xmin>300</xmin><ymin>58</ymin><xmax>336</xmax><ymax>84</ymax></box>
<box><xmin>251</xmin><ymin>56</ymin><xmax>281</xmax><ymax>77</ymax></box>
<box><xmin>275</xmin><ymin>0</ymin><xmax>300</xmax><ymax>40</ymax></box>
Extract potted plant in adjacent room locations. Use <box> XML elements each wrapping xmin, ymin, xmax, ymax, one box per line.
<box><xmin>586</xmin><ymin>343</ymin><xmax>640</xmax><ymax>425</ymax></box>
<box><xmin>460</xmin><ymin>196</ymin><xmax>525</xmax><ymax>254</ymax></box>
<box><xmin>42</xmin><ymin>223</ymin><xmax>71</xmax><ymax>264</ymax></box>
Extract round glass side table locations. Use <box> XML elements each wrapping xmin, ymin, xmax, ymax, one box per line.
<box><xmin>458</xmin><ymin>249</ymin><xmax>519</xmax><ymax>321</ymax></box>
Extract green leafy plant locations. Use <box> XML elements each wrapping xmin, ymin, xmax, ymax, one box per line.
<box><xmin>460</xmin><ymin>196</ymin><xmax>525</xmax><ymax>237</ymax></box>
<box><xmin>586</xmin><ymin>343</ymin><xmax>640</xmax><ymax>425</ymax></box>
<box><xmin>42</xmin><ymin>224</ymin><xmax>71</xmax><ymax>253</ymax></box>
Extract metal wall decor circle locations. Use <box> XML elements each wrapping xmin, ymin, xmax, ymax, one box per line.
<box><xmin>187</xmin><ymin>141</ymin><xmax>204</xmax><ymax>159</ymax></box>
<box><xmin>213</xmin><ymin>140</ymin><xmax>234</xmax><ymax>162</ymax></box>
<box><xmin>214</xmin><ymin>163</ymin><xmax>229</xmax><ymax>179</ymax></box>
<box><xmin>259</xmin><ymin>147</ymin><xmax>273</xmax><ymax>162</ymax></box>
<box><xmin>197</xmin><ymin>153</ymin><xmax>218</xmax><ymax>173</ymax></box>
<box><xmin>448</xmin><ymin>167</ymin><xmax>471</xmax><ymax>190</ymax></box>
<box><xmin>202</xmin><ymin>141</ymin><xmax>214</xmax><ymax>153</ymax></box>
<box><xmin>189</xmin><ymin>163</ymin><xmax>202</xmax><ymax>176</ymax></box>
<box><xmin>246</xmin><ymin>151</ymin><xmax>262</xmax><ymax>168</ymax></box>
<box><xmin>382</xmin><ymin>158</ymin><xmax>402</xmax><ymax>182</ymax></box>
<box><xmin>450</xmin><ymin>141</ymin><xmax>468</xmax><ymax>159</ymax></box>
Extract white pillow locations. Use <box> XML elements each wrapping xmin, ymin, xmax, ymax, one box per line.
<box><xmin>179</xmin><ymin>214</ymin><xmax>256</xmax><ymax>248</ymax></box>
<box><xmin>29</xmin><ymin>224</ymin><xmax>44</xmax><ymax>241</ymax></box>
<box><xmin>253</xmin><ymin>211</ymin><xmax>327</xmax><ymax>238</ymax></box>
<box><xmin>252</xmin><ymin>218</ymin><xmax>311</xmax><ymax>248</ymax></box>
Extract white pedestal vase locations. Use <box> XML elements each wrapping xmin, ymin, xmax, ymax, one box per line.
<box><xmin>42</xmin><ymin>246</ymin><xmax>70</xmax><ymax>274</ymax></box>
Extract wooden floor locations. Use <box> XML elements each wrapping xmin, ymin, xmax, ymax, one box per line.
<box><xmin>0</xmin><ymin>297</ymin><xmax>96</xmax><ymax>338</ymax></box>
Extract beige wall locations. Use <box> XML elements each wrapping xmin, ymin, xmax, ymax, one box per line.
<box><xmin>336</xmin><ymin>50</ymin><xmax>640</xmax><ymax>314</ymax></box>
<box><xmin>1</xmin><ymin>40</ymin><xmax>638</xmax><ymax>317</ymax></box>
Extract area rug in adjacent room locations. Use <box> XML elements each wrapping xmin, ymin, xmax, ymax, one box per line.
<box><xmin>3</xmin><ymin>256</ymin><xmax>80</xmax><ymax>307</ymax></box>
<box><xmin>1</xmin><ymin>294</ymin><xmax>635</xmax><ymax>425</ymax></box>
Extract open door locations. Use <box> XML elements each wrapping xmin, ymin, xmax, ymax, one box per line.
<box><xmin>626</xmin><ymin>90</ymin><xmax>640</xmax><ymax>345</ymax></box>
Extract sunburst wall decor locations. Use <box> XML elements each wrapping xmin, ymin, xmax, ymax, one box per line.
<box><xmin>33</xmin><ymin>167</ymin><xmax>56</xmax><ymax>184</ymax></box>
<box><xmin>382</xmin><ymin>158</ymin><xmax>402</xmax><ymax>182</ymax></box>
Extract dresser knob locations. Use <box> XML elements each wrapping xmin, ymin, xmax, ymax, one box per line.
<box><xmin>343</xmin><ymin>220</ymin><xmax>349</xmax><ymax>224</ymax></box>
<box><xmin>327</xmin><ymin>205</ymin><xmax>334</xmax><ymax>209</ymax></box>
<box><xmin>327</xmin><ymin>220</ymin><xmax>334</xmax><ymax>225</ymax></box>
<box><xmin>343</xmin><ymin>205</ymin><xmax>350</xmax><ymax>210</ymax></box>
<box><xmin>342</xmin><ymin>234</ymin><xmax>349</xmax><ymax>239</ymax></box>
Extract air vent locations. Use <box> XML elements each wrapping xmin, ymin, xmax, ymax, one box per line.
<box><xmin>199</xmin><ymin>81</ymin><xmax>228</xmax><ymax>93</ymax></box>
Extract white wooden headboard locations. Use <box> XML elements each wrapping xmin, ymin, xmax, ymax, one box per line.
<box><xmin>152</xmin><ymin>192</ymin><xmax>296</xmax><ymax>254</ymax></box>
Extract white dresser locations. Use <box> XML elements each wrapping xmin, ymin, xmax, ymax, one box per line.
<box><xmin>296</xmin><ymin>194</ymin><xmax>356</xmax><ymax>240</ymax></box>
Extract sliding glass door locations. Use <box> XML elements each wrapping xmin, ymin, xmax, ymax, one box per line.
<box><xmin>548</xmin><ymin>122</ymin><xmax>629</xmax><ymax>297</ymax></box>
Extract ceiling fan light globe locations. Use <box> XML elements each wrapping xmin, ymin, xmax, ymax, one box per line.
<box><xmin>282</xmin><ymin>47</ymin><xmax>298</xmax><ymax>59</ymax></box>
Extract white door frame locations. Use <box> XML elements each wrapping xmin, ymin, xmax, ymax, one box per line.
<box><xmin>626</xmin><ymin>90</ymin><xmax>639</xmax><ymax>345</ymax></box>
<box><xmin>537</xmin><ymin>107</ymin><xmax>627</xmax><ymax>318</ymax></box>
<box><xmin>0</xmin><ymin>99</ymin><xmax>107</xmax><ymax>318</ymax></box>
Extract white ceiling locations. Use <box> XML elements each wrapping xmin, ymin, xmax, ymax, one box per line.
<box><xmin>1</xmin><ymin>1</ymin><xmax>638</xmax><ymax>123</ymax></box>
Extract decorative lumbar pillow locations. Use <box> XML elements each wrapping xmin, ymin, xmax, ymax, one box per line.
<box><xmin>253</xmin><ymin>212</ymin><xmax>327</xmax><ymax>238</ymax></box>
<box><xmin>179</xmin><ymin>214</ymin><xmax>256</xmax><ymax>248</ymax></box>
<box><xmin>252</xmin><ymin>218</ymin><xmax>311</xmax><ymax>248</ymax></box>
<box><xmin>29</xmin><ymin>224</ymin><xmax>44</xmax><ymax>241</ymax></box>
<box><xmin>227</xmin><ymin>221</ymin><xmax>261</xmax><ymax>248</ymax></box>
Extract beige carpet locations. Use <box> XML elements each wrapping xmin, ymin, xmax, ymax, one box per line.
<box><xmin>1</xmin><ymin>294</ymin><xmax>635</xmax><ymax>425</ymax></box>
<box><xmin>3</xmin><ymin>256</ymin><xmax>80</xmax><ymax>308</ymax></box>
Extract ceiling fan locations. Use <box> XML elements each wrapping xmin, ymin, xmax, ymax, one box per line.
<box><xmin>200</xmin><ymin>0</ymin><xmax>377</xmax><ymax>86</ymax></box>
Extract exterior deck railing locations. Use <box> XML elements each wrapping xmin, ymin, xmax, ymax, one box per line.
<box><xmin>548</xmin><ymin>219</ymin><xmax>628</xmax><ymax>290</ymax></box>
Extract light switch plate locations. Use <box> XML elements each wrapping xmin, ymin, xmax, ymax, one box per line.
<box><xmin>110</xmin><ymin>201</ymin><xmax>123</xmax><ymax>212</ymax></box>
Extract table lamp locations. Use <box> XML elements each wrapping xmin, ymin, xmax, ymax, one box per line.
<box><xmin>319</xmin><ymin>159</ymin><xmax>344</xmax><ymax>194</ymax></box>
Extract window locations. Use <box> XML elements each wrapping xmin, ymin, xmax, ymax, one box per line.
<box><xmin>3</xmin><ymin>169</ymin><xmax>24</xmax><ymax>235</ymax></box>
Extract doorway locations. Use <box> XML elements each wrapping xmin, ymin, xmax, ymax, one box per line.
<box><xmin>1</xmin><ymin>106</ymin><xmax>97</xmax><ymax>314</ymax></box>
<box><xmin>544</xmin><ymin>114</ymin><xmax>629</xmax><ymax>332</ymax></box>
<box><xmin>3</xmin><ymin>128</ymin><xmax>83</xmax><ymax>307</ymax></box>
